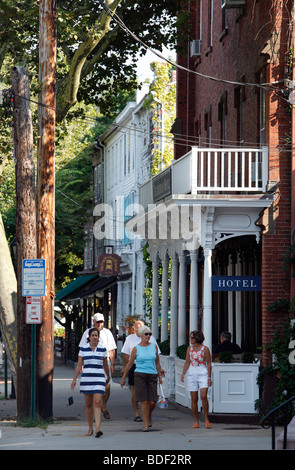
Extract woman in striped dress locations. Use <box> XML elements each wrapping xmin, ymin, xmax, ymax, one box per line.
<box><xmin>71</xmin><ymin>328</ymin><xmax>110</xmax><ymax>437</ymax></box>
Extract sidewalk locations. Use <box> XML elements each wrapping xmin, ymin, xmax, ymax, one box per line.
<box><xmin>0</xmin><ymin>361</ymin><xmax>282</xmax><ymax>451</ymax></box>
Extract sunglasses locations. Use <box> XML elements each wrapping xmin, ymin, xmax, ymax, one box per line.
<box><xmin>144</xmin><ymin>332</ymin><xmax>152</xmax><ymax>336</ymax></box>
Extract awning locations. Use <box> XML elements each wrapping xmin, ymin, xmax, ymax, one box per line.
<box><xmin>69</xmin><ymin>275</ymin><xmax>117</xmax><ymax>300</ymax></box>
<box><xmin>55</xmin><ymin>274</ymin><xmax>99</xmax><ymax>301</ymax></box>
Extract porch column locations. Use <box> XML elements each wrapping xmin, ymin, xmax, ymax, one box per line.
<box><xmin>203</xmin><ymin>247</ymin><xmax>212</xmax><ymax>353</ymax></box>
<box><xmin>178</xmin><ymin>252</ymin><xmax>186</xmax><ymax>346</ymax></box>
<box><xmin>228</xmin><ymin>255</ymin><xmax>233</xmax><ymax>335</ymax></box>
<box><xmin>117</xmin><ymin>282</ymin><xmax>123</xmax><ymax>335</ymax></box>
<box><xmin>161</xmin><ymin>252</ymin><xmax>169</xmax><ymax>342</ymax></box>
<box><xmin>235</xmin><ymin>259</ymin><xmax>242</xmax><ymax>347</ymax></box>
<box><xmin>152</xmin><ymin>255</ymin><xmax>160</xmax><ymax>340</ymax></box>
<box><xmin>189</xmin><ymin>249</ymin><xmax>198</xmax><ymax>332</ymax></box>
<box><xmin>170</xmin><ymin>251</ymin><xmax>178</xmax><ymax>356</ymax></box>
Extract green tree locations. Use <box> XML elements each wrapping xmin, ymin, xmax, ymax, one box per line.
<box><xmin>143</xmin><ymin>61</ymin><xmax>176</xmax><ymax>174</ymax></box>
<box><xmin>0</xmin><ymin>0</ymin><xmax>183</xmax><ymax>123</ymax></box>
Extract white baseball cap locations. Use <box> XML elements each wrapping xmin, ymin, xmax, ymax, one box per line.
<box><xmin>93</xmin><ymin>312</ymin><xmax>105</xmax><ymax>322</ymax></box>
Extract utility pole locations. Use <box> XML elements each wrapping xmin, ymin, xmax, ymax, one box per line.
<box><xmin>291</xmin><ymin>2</ymin><xmax>295</xmax><ymax>305</ymax></box>
<box><xmin>11</xmin><ymin>66</ymin><xmax>37</xmax><ymax>419</ymax></box>
<box><xmin>36</xmin><ymin>0</ymin><xmax>57</xmax><ymax>419</ymax></box>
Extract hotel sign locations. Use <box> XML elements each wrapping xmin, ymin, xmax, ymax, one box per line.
<box><xmin>212</xmin><ymin>276</ymin><xmax>262</xmax><ymax>291</ymax></box>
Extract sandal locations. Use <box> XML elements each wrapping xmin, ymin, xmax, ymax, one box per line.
<box><xmin>95</xmin><ymin>430</ymin><xmax>103</xmax><ymax>438</ymax></box>
<box><xmin>192</xmin><ymin>423</ymin><xmax>199</xmax><ymax>428</ymax></box>
<box><xmin>205</xmin><ymin>422</ymin><xmax>212</xmax><ymax>429</ymax></box>
<box><xmin>142</xmin><ymin>426</ymin><xmax>149</xmax><ymax>432</ymax></box>
<box><xmin>102</xmin><ymin>409</ymin><xmax>111</xmax><ymax>419</ymax></box>
<box><xmin>134</xmin><ymin>416</ymin><xmax>143</xmax><ymax>422</ymax></box>
<box><xmin>85</xmin><ymin>430</ymin><xmax>93</xmax><ymax>436</ymax></box>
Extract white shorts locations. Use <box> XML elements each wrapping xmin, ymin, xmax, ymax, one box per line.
<box><xmin>186</xmin><ymin>365</ymin><xmax>208</xmax><ymax>392</ymax></box>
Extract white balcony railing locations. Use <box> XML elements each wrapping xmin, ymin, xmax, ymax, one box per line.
<box><xmin>140</xmin><ymin>146</ymin><xmax>269</xmax><ymax>208</ymax></box>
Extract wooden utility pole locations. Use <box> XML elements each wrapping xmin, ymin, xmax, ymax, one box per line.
<box><xmin>291</xmin><ymin>2</ymin><xmax>295</xmax><ymax>305</ymax></box>
<box><xmin>11</xmin><ymin>66</ymin><xmax>37</xmax><ymax>419</ymax></box>
<box><xmin>36</xmin><ymin>0</ymin><xmax>57</xmax><ymax>419</ymax></box>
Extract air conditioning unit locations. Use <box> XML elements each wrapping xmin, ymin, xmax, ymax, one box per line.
<box><xmin>221</xmin><ymin>0</ymin><xmax>245</xmax><ymax>8</ymax></box>
<box><xmin>190</xmin><ymin>39</ymin><xmax>201</xmax><ymax>58</ymax></box>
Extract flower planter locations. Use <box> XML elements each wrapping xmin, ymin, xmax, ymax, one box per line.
<box><xmin>212</xmin><ymin>362</ymin><xmax>259</xmax><ymax>413</ymax></box>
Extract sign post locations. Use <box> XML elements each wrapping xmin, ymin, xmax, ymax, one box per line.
<box><xmin>22</xmin><ymin>260</ymin><xmax>45</xmax><ymax>420</ymax></box>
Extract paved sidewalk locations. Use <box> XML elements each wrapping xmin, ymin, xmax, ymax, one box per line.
<box><xmin>0</xmin><ymin>362</ymin><xmax>281</xmax><ymax>452</ymax></box>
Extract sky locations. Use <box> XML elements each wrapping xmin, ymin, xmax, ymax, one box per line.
<box><xmin>136</xmin><ymin>46</ymin><xmax>176</xmax><ymax>83</ymax></box>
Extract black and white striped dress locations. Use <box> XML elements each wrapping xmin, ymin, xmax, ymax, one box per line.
<box><xmin>79</xmin><ymin>344</ymin><xmax>108</xmax><ymax>395</ymax></box>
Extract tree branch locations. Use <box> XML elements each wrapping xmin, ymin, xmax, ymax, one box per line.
<box><xmin>56</xmin><ymin>0</ymin><xmax>122</xmax><ymax>121</ymax></box>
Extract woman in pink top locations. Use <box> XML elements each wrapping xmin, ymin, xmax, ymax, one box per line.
<box><xmin>181</xmin><ymin>331</ymin><xmax>212</xmax><ymax>429</ymax></box>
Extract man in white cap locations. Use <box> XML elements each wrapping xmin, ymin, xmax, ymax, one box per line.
<box><xmin>121</xmin><ymin>320</ymin><xmax>163</xmax><ymax>421</ymax></box>
<box><xmin>79</xmin><ymin>311</ymin><xmax>117</xmax><ymax>419</ymax></box>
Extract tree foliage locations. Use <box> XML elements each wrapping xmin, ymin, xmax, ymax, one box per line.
<box><xmin>0</xmin><ymin>0</ymin><xmax>183</xmax><ymax>121</ymax></box>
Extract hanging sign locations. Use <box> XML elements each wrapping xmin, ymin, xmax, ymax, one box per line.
<box><xmin>98</xmin><ymin>253</ymin><xmax>121</xmax><ymax>276</ymax></box>
<box><xmin>212</xmin><ymin>275</ymin><xmax>262</xmax><ymax>291</ymax></box>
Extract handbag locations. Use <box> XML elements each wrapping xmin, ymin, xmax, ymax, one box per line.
<box><xmin>157</xmin><ymin>383</ymin><xmax>168</xmax><ymax>408</ymax></box>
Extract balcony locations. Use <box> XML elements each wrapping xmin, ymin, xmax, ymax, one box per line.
<box><xmin>139</xmin><ymin>146</ymin><xmax>269</xmax><ymax>209</ymax></box>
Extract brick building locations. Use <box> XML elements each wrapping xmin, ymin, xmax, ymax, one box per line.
<box><xmin>173</xmin><ymin>0</ymin><xmax>293</xmax><ymax>363</ymax></box>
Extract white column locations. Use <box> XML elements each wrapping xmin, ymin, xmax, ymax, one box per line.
<box><xmin>161</xmin><ymin>253</ymin><xmax>169</xmax><ymax>342</ymax></box>
<box><xmin>178</xmin><ymin>252</ymin><xmax>186</xmax><ymax>346</ymax></box>
<box><xmin>189</xmin><ymin>249</ymin><xmax>198</xmax><ymax>332</ymax></box>
<box><xmin>228</xmin><ymin>255</ymin><xmax>233</xmax><ymax>334</ymax></box>
<box><xmin>203</xmin><ymin>247</ymin><xmax>212</xmax><ymax>353</ymax></box>
<box><xmin>235</xmin><ymin>259</ymin><xmax>242</xmax><ymax>347</ymax></box>
<box><xmin>152</xmin><ymin>256</ymin><xmax>159</xmax><ymax>340</ymax></box>
<box><xmin>170</xmin><ymin>252</ymin><xmax>178</xmax><ymax>356</ymax></box>
<box><xmin>117</xmin><ymin>282</ymin><xmax>123</xmax><ymax>335</ymax></box>
<box><xmin>127</xmin><ymin>282</ymin><xmax>132</xmax><ymax>316</ymax></box>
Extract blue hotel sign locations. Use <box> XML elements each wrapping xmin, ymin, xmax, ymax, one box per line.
<box><xmin>212</xmin><ymin>276</ymin><xmax>262</xmax><ymax>292</ymax></box>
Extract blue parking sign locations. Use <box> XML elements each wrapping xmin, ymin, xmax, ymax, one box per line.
<box><xmin>22</xmin><ymin>259</ymin><xmax>46</xmax><ymax>296</ymax></box>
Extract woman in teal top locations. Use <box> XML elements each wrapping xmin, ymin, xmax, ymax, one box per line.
<box><xmin>121</xmin><ymin>325</ymin><xmax>164</xmax><ymax>432</ymax></box>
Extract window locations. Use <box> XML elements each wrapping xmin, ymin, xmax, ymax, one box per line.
<box><xmin>259</xmin><ymin>73</ymin><xmax>265</xmax><ymax>146</ymax></box>
<box><xmin>84</xmin><ymin>229</ymin><xmax>93</xmax><ymax>271</ymax></box>
<box><xmin>204</xmin><ymin>105</ymin><xmax>212</xmax><ymax>147</ymax></box>
<box><xmin>94</xmin><ymin>163</ymin><xmax>103</xmax><ymax>204</ymax></box>
<box><xmin>197</xmin><ymin>0</ymin><xmax>203</xmax><ymax>40</ymax></box>
<box><xmin>234</xmin><ymin>79</ymin><xmax>245</xmax><ymax>145</ymax></box>
<box><xmin>194</xmin><ymin>115</ymin><xmax>201</xmax><ymax>146</ymax></box>
<box><xmin>218</xmin><ymin>92</ymin><xmax>228</xmax><ymax>145</ymax></box>
<box><xmin>123</xmin><ymin>192</ymin><xmax>135</xmax><ymax>245</ymax></box>
<box><xmin>207</xmin><ymin>0</ymin><xmax>213</xmax><ymax>52</ymax></box>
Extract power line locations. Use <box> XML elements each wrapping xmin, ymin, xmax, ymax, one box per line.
<box><xmin>97</xmin><ymin>0</ymin><xmax>290</xmax><ymax>100</ymax></box>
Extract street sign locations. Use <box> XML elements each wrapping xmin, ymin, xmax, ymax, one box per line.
<box><xmin>26</xmin><ymin>296</ymin><xmax>42</xmax><ymax>324</ymax></box>
<box><xmin>22</xmin><ymin>259</ymin><xmax>46</xmax><ymax>296</ymax></box>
